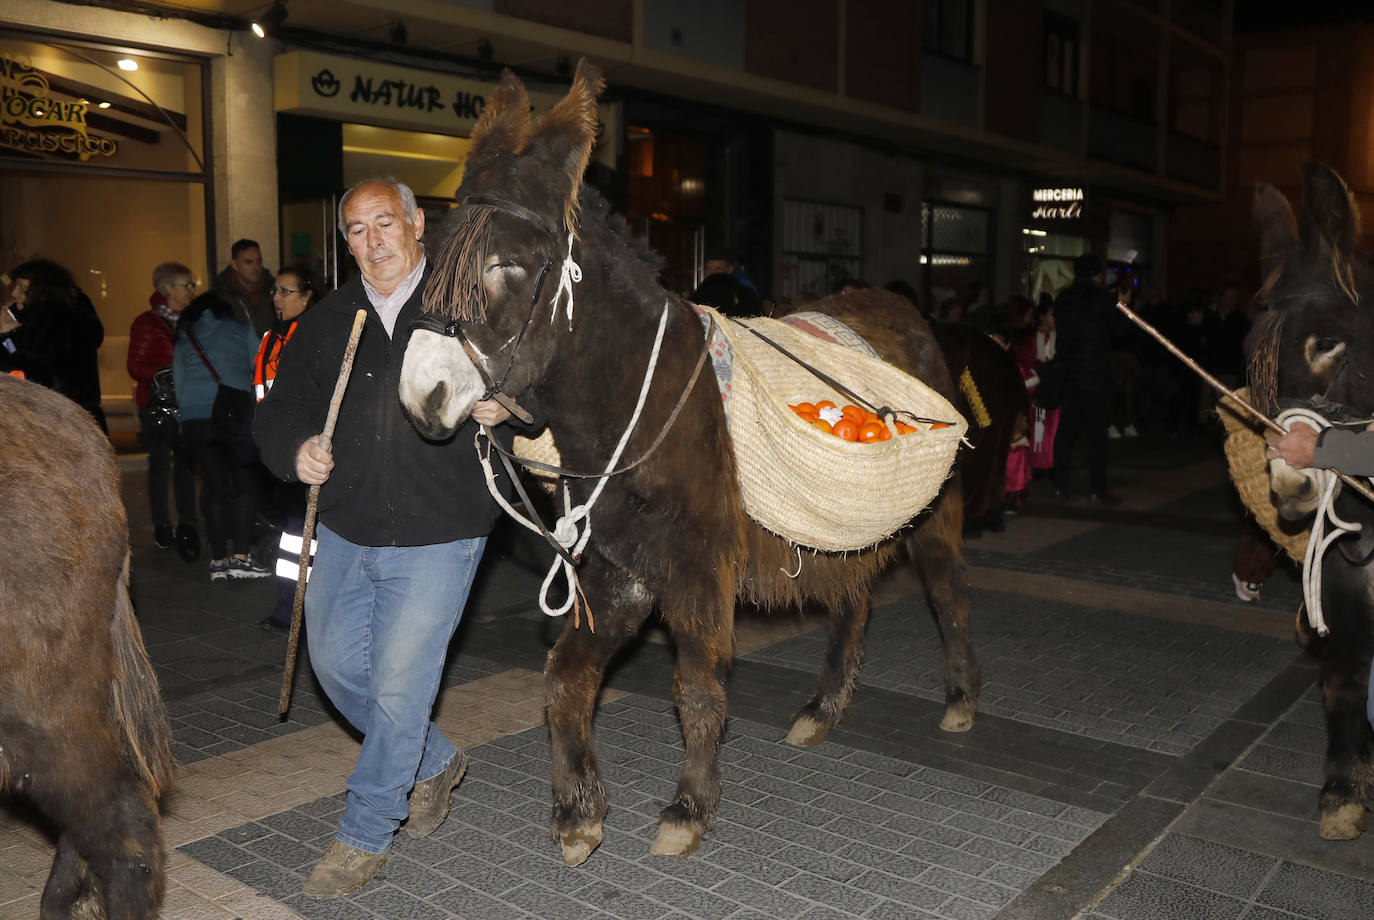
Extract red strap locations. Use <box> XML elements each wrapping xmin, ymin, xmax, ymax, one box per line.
<box><xmin>186</xmin><ymin>328</ymin><xmax>222</xmax><ymax>384</ymax></box>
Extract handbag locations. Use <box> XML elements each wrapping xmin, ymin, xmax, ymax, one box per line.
<box><xmin>186</xmin><ymin>328</ymin><xmax>254</xmax><ymax>445</ymax></box>
<box><xmin>145</xmin><ymin>366</ymin><xmax>180</xmax><ymax>438</ymax></box>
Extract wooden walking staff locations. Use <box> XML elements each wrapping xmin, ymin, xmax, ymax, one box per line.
<box><xmin>278</xmin><ymin>309</ymin><xmax>369</xmax><ymax>714</ymax></box>
<box><xmin>1114</xmin><ymin>301</ymin><xmax>1374</xmax><ymax>506</ymax></box>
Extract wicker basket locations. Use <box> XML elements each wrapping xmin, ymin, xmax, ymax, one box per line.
<box><xmin>715</xmin><ymin>311</ymin><xmax>965</xmax><ymax>551</ymax></box>
<box><xmin>1217</xmin><ymin>389</ymin><xmax>1308</xmax><ymax>563</ymax></box>
<box><xmin>511</xmin><ymin>310</ymin><xmax>967</xmax><ymax>552</ymax></box>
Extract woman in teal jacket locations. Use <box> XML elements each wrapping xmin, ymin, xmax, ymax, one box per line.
<box><xmin>173</xmin><ymin>292</ymin><xmax>269</xmax><ymax>581</ymax></box>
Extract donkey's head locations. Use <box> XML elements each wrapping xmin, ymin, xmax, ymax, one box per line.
<box><xmin>400</xmin><ymin>60</ymin><xmax>604</xmax><ymax>439</ymax></box>
<box><xmin>1249</xmin><ymin>162</ymin><xmax>1374</xmax><ymax>517</ymax></box>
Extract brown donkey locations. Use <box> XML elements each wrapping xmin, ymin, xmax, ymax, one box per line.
<box><xmin>0</xmin><ymin>374</ymin><xmax>174</xmax><ymax>918</ymax></box>
<box><xmin>399</xmin><ymin>61</ymin><xmax>979</xmax><ymax>866</ymax></box>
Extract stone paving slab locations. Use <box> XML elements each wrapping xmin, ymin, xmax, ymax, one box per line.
<box><xmin>743</xmin><ymin>588</ymin><xmax>1300</xmax><ymax>756</ymax></box>
<box><xmin>184</xmin><ymin>696</ymin><xmax>1109</xmax><ymax>920</ymax></box>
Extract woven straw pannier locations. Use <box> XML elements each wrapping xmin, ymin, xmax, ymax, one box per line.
<box><xmin>511</xmin><ymin>310</ymin><xmax>967</xmax><ymax>552</ymax></box>
<box><xmin>1217</xmin><ymin>388</ymin><xmax>1308</xmax><ymax>563</ymax></box>
<box><xmin>713</xmin><ymin>311</ymin><xmax>966</xmax><ymax>551</ymax></box>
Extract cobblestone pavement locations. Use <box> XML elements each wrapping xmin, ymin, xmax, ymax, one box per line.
<box><xmin>2</xmin><ymin>437</ymin><xmax>1372</xmax><ymax>920</ymax></box>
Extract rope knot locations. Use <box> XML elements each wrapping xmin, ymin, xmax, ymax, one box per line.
<box><xmin>552</xmin><ymin>232</ymin><xmax>582</xmax><ymax>330</ymax></box>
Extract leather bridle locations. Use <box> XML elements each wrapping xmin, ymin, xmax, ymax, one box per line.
<box><xmin>410</xmin><ymin>195</ymin><xmax>563</xmax><ymax>423</ymax></box>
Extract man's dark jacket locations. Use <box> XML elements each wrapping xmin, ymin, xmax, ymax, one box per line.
<box><xmin>213</xmin><ymin>266</ymin><xmax>276</xmax><ymax>337</ymax></box>
<box><xmin>1053</xmin><ymin>278</ymin><xmax>1126</xmax><ymax>392</ymax></box>
<box><xmin>253</xmin><ymin>269</ymin><xmax>507</xmax><ymax>547</ymax></box>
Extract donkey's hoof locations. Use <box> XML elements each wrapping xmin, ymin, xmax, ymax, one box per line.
<box><xmin>558</xmin><ymin>823</ymin><xmax>603</xmax><ymax>867</ymax></box>
<box><xmin>940</xmin><ymin>701</ymin><xmax>977</xmax><ymax>733</ymax></box>
<box><xmin>650</xmin><ymin>821</ymin><xmax>701</xmax><ymax>858</ymax></box>
<box><xmin>784</xmin><ymin>714</ymin><xmax>829</xmax><ymax>747</ymax></box>
<box><xmin>1319</xmin><ymin>803</ymin><xmax>1365</xmax><ymax>840</ymax></box>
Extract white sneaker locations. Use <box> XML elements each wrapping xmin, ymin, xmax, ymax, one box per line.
<box><xmin>1232</xmin><ymin>572</ymin><xmax>1261</xmax><ymax>603</ymax></box>
<box><xmin>1123</xmin><ymin>424</ymin><xmax>1139</xmax><ymax>438</ymax></box>
<box><xmin>1108</xmin><ymin>426</ymin><xmax>1122</xmax><ymax>439</ymax></box>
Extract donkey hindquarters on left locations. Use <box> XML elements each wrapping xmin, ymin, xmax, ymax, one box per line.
<box><xmin>398</xmin><ymin>60</ymin><xmax>980</xmax><ymax>867</ymax></box>
<box><xmin>0</xmin><ymin>375</ymin><xmax>174</xmax><ymax>919</ymax></box>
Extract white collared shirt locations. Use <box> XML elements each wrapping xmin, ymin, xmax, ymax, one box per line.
<box><xmin>362</xmin><ymin>252</ymin><xmax>427</xmax><ymax>337</ymax></box>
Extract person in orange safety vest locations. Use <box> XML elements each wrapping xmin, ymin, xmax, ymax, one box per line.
<box><xmin>254</xmin><ymin>265</ymin><xmax>324</xmax><ymax>631</ymax></box>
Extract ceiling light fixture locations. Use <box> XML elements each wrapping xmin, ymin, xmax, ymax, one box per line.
<box><xmin>98</xmin><ymin>101</ymin><xmax>111</xmax><ymax>109</ymax></box>
<box><xmin>116</xmin><ymin>58</ymin><xmax>138</xmax><ymax>71</ymax></box>
<box><xmin>251</xmin><ymin>1</ymin><xmax>288</xmax><ymax>39</ymax></box>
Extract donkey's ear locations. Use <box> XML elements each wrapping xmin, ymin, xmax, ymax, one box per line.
<box><xmin>470</xmin><ymin>69</ymin><xmax>532</xmax><ymax>157</ymax></box>
<box><xmin>1253</xmin><ymin>183</ymin><xmax>1298</xmax><ymax>279</ymax></box>
<box><xmin>530</xmin><ymin>58</ymin><xmax>605</xmax><ymax>234</ymax></box>
<box><xmin>1299</xmin><ymin>160</ymin><xmax>1362</xmax><ymax>258</ymax></box>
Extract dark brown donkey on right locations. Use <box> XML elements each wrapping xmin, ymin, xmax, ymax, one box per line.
<box><xmin>1</xmin><ymin>374</ymin><xmax>174</xmax><ymax>918</ymax></box>
<box><xmin>1249</xmin><ymin>162</ymin><xmax>1374</xmax><ymax>840</ymax></box>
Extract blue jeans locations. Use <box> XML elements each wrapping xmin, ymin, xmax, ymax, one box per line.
<box><xmin>306</xmin><ymin>522</ymin><xmax>487</xmax><ymax>854</ymax></box>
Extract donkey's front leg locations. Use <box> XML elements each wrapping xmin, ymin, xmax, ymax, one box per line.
<box><xmin>546</xmin><ymin>567</ymin><xmax>648</xmax><ymax>867</ymax></box>
<box><xmin>652</xmin><ymin>594</ymin><xmax>733</xmax><ymax>858</ymax></box>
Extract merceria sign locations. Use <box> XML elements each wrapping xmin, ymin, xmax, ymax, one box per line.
<box><xmin>1030</xmin><ymin>187</ymin><xmax>1083</xmax><ymax>220</ymax></box>
<box><xmin>274</xmin><ymin>51</ymin><xmax>616</xmax><ymax>168</ymax></box>
<box><xmin>0</xmin><ymin>51</ymin><xmax>117</xmax><ymax>161</ymax></box>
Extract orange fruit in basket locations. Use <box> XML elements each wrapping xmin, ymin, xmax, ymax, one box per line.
<box><xmin>895</xmin><ymin>421</ymin><xmax>917</xmax><ymax>435</ymax></box>
<box><xmin>858</xmin><ymin>421</ymin><xmax>891</xmax><ymax>442</ymax></box>
<box><xmin>831</xmin><ymin>418</ymin><xmax>860</xmax><ymax>441</ymax></box>
<box><xmin>815</xmin><ymin>399</ymin><xmax>836</xmax><ymax>411</ymax></box>
<box><xmin>930</xmin><ymin>422</ymin><xmax>951</xmax><ymax>429</ymax></box>
<box><xmin>841</xmin><ymin>404</ymin><xmax>866</xmax><ymax>423</ymax></box>
<box><xmin>793</xmin><ymin>402</ymin><xmax>816</xmax><ymax>415</ymax></box>
<box><xmin>811</xmin><ymin>417</ymin><xmax>833</xmax><ymax>434</ymax></box>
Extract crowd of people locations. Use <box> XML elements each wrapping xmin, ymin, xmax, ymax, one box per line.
<box><xmin>12</xmin><ymin>191</ymin><xmax>1334</xmax><ymax>901</ymax></box>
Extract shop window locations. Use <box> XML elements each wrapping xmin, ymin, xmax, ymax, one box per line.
<box><xmin>1044</xmin><ymin>13</ymin><xmax>1080</xmax><ymax>97</ymax></box>
<box><xmin>779</xmin><ymin>199</ymin><xmax>862</xmax><ymax>301</ymax></box>
<box><xmin>921</xmin><ymin>202</ymin><xmax>991</xmax><ymax>312</ymax></box>
<box><xmin>923</xmin><ymin>0</ymin><xmax>974</xmax><ymax>63</ymax></box>
<box><xmin>624</xmin><ymin>126</ymin><xmax>707</xmax><ymax>295</ymax></box>
<box><xmin>0</xmin><ymin>32</ymin><xmax>208</xmax><ymax>413</ymax></box>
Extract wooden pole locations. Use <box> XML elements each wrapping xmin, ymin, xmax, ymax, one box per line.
<box><xmin>278</xmin><ymin>309</ymin><xmax>368</xmax><ymax>714</ymax></box>
<box><xmin>1115</xmin><ymin>301</ymin><xmax>1374</xmax><ymax>506</ymax></box>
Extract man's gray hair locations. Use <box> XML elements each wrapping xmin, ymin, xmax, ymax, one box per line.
<box><xmin>152</xmin><ymin>261</ymin><xmax>193</xmax><ymax>292</ymax></box>
<box><xmin>337</xmin><ymin>178</ymin><xmax>420</xmax><ymax>234</ymax></box>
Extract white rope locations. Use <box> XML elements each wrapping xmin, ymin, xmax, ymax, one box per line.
<box><xmin>1276</xmin><ymin>408</ymin><xmax>1368</xmax><ymax>637</ymax></box>
<box><xmin>551</xmin><ymin>232</ymin><xmax>582</xmax><ymax>330</ymax></box>
<box><xmin>478</xmin><ymin>300</ymin><xmax>673</xmax><ymax>618</ymax></box>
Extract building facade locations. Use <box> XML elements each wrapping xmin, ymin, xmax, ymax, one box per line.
<box><xmin>1</xmin><ymin>0</ymin><xmax>1232</xmax><ymax>423</ymax></box>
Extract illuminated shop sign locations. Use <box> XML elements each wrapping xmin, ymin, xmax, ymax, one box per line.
<box><xmin>1030</xmin><ymin>187</ymin><xmax>1083</xmax><ymax>220</ymax></box>
<box><xmin>274</xmin><ymin>50</ymin><xmax>616</xmax><ymax>168</ymax></box>
<box><xmin>0</xmin><ymin>51</ymin><xmax>118</xmax><ymax>160</ymax></box>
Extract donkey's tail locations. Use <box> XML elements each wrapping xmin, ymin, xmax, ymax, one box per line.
<box><xmin>110</xmin><ymin>552</ymin><xmax>176</xmax><ymax>797</ymax></box>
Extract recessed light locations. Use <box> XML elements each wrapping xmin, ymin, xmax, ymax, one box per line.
<box><xmin>117</xmin><ymin>58</ymin><xmax>138</xmax><ymax>71</ymax></box>
<box><xmin>98</xmin><ymin>101</ymin><xmax>111</xmax><ymax>109</ymax></box>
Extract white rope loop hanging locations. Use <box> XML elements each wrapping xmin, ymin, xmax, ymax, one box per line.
<box><xmin>1275</xmin><ymin>407</ymin><xmax>1370</xmax><ymax>637</ymax></box>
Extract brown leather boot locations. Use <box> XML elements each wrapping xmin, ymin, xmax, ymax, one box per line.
<box><xmin>405</xmin><ymin>749</ymin><xmax>467</xmax><ymax>838</ymax></box>
<box><xmin>303</xmin><ymin>840</ymin><xmax>389</xmax><ymax>899</ymax></box>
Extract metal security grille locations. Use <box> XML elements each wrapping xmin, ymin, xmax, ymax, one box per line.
<box><xmin>779</xmin><ymin>199</ymin><xmax>863</xmax><ymax>301</ymax></box>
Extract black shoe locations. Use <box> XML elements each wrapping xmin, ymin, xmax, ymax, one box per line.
<box><xmin>257</xmin><ymin>616</ymin><xmax>290</xmax><ymax>632</ymax></box>
<box><xmin>154</xmin><ymin>522</ymin><xmax>174</xmax><ymax>549</ymax></box>
<box><xmin>1052</xmin><ymin>486</ymin><xmax>1076</xmax><ymax>501</ymax></box>
<box><xmin>176</xmin><ymin>523</ymin><xmax>201</xmax><ymax>562</ymax></box>
<box><xmin>1089</xmin><ymin>491</ymin><xmax>1123</xmax><ymax>508</ymax></box>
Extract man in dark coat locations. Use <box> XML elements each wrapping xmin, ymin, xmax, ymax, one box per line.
<box><xmin>212</xmin><ymin>238</ymin><xmax>275</xmax><ymax>336</ymax></box>
<box><xmin>1051</xmin><ymin>253</ymin><xmax>1128</xmax><ymax>504</ymax></box>
<box><xmin>255</xmin><ymin>180</ymin><xmax>530</xmax><ymax>897</ymax></box>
